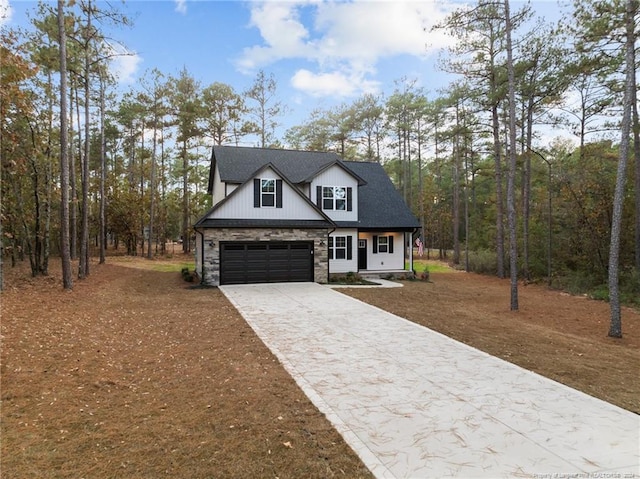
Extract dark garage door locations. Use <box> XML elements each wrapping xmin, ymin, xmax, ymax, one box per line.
<box><xmin>220</xmin><ymin>241</ymin><xmax>314</xmax><ymax>285</ymax></box>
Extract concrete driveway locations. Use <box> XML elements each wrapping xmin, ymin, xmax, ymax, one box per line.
<box><xmin>220</xmin><ymin>282</ymin><xmax>640</xmax><ymax>479</ymax></box>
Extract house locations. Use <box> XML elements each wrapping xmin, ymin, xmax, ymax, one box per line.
<box><xmin>193</xmin><ymin>146</ymin><xmax>420</xmax><ymax>286</ymax></box>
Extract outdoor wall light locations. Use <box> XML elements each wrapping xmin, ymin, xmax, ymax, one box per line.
<box><xmin>319</xmin><ymin>239</ymin><xmax>325</xmax><ymax>246</ymax></box>
<box><xmin>208</xmin><ymin>240</ymin><xmax>215</xmax><ymax>248</ymax></box>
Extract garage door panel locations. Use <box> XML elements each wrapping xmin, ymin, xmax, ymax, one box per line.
<box><xmin>220</xmin><ymin>241</ymin><xmax>313</xmax><ymax>285</ymax></box>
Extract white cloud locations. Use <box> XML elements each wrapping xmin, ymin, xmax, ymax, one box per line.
<box><xmin>313</xmin><ymin>1</ymin><xmax>441</xmax><ymax>62</ymax></box>
<box><xmin>175</xmin><ymin>0</ymin><xmax>187</xmax><ymax>15</ymax></box>
<box><xmin>0</xmin><ymin>0</ymin><xmax>13</xmax><ymax>27</ymax></box>
<box><xmin>236</xmin><ymin>1</ymin><xmax>315</xmax><ymax>72</ymax></box>
<box><xmin>105</xmin><ymin>42</ymin><xmax>142</xmax><ymax>85</ymax></box>
<box><xmin>291</xmin><ymin>69</ymin><xmax>380</xmax><ymax>98</ymax></box>
<box><xmin>238</xmin><ymin>0</ymin><xmax>455</xmax><ymax>98</ymax></box>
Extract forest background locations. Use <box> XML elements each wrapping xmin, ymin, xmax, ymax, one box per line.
<box><xmin>1</xmin><ymin>0</ymin><xmax>638</xmax><ymax>330</ymax></box>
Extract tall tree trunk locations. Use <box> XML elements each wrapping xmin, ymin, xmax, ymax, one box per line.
<box><xmin>28</xmin><ymin>150</ymin><xmax>42</xmax><ymax>276</ymax></box>
<box><xmin>452</xmin><ymin>105</ymin><xmax>461</xmax><ymax>265</ymax></box>
<box><xmin>464</xmin><ymin>146</ymin><xmax>471</xmax><ymax>272</ymax></box>
<box><xmin>78</xmin><ymin>0</ymin><xmax>91</xmax><ymax>279</ymax></box>
<box><xmin>417</xmin><ymin>124</ymin><xmax>425</xmax><ymax>250</ymax></box>
<box><xmin>148</xmin><ymin>112</ymin><xmax>157</xmax><ymax>259</ymax></box>
<box><xmin>161</xmin><ymin>128</ymin><xmax>167</xmax><ymax>254</ymax></box>
<box><xmin>140</xmin><ymin>121</ymin><xmax>145</xmax><ymax>256</ymax></box>
<box><xmin>70</xmin><ymin>87</ymin><xmax>78</xmax><ymax>260</ymax></box>
<box><xmin>182</xmin><ymin>140</ymin><xmax>190</xmax><ymax>253</ymax></box>
<box><xmin>99</xmin><ymin>73</ymin><xmax>106</xmax><ymax>264</ymax></box>
<box><xmin>491</xmin><ymin>104</ymin><xmax>505</xmax><ymax>278</ymax></box>
<box><xmin>43</xmin><ymin>72</ymin><xmax>54</xmax><ymax>276</ymax></box>
<box><xmin>58</xmin><ymin>0</ymin><xmax>73</xmax><ymax>290</ymax></box>
<box><xmin>505</xmin><ymin>0</ymin><xmax>519</xmax><ymax>311</ymax></box>
<box><xmin>632</xmin><ymin>36</ymin><xmax>640</xmax><ymax>271</ymax></box>
<box><xmin>522</xmin><ymin>98</ymin><xmax>534</xmax><ymax>281</ymax></box>
<box><xmin>608</xmin><ymin>0</ymin><xmax>635</xmax><ymax>338</ymax></box>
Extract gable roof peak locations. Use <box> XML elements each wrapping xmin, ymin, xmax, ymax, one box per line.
<box><xmin>211</xmin><ymin>145</ymin><xmax>364</xmax><ymax>185</ymax></box>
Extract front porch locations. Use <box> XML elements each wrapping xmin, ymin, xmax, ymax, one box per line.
<box><xmin>328</xmin><ymin>229</ymin><xmax>418</xmax><ymax>279</ymax></box>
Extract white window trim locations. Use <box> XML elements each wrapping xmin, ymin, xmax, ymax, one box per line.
<box><xmin>378</xmin><ymin>236</ymin><xmax>389</xmax><ymax>253</ymax></box>
<box><xmin>261</xmin><ymin>178</ymin><xmax>276</xmax><ymax>208</ymax></box>
<box><xmin>322</xmin><ymin>186</ymin><xmax>347</xmax><ymax>211</ymax></box>
<box><xmin>330</xmin><ymin>235</ymin><xmax>348</xmax><ymax>260</ymax></box>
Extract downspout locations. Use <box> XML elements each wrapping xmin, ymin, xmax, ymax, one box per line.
<box><xmin>327</xmin><ymin>226</ymin><xmax>336</xmax><ymax>282</ymax></box>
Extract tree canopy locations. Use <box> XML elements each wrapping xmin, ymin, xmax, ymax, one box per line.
<box><xmin>1</xmin><ymin>0</ymin><xmax>638</xmax><ymax>334</ymax></box>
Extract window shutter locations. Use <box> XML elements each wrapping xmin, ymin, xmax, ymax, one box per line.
<box><xmin>276</xmin><ymin>179</ymin><xmax>283</xmax><ymax>208</ymax></box>
<box><xmin>373</xmin><ymin>235</ymin><xmax>378</xmax><ymax>254</ymax></box>
<box><xmin>328</xmin><ymin>236</ymin><xmax>334</xmax><ymax>260</ymax></box>
<box><xmin>316</xmin><ymin>186</ymin><xmax>322</xmax><ymax>208</ymax></box>
<box><xmin>346</xmin><ymin>236</ymin><xmax>353</xmax><ymax>260</ymax></box>
<box><xmin>253</xmin><ymin>179</ymin><xmax>260</xmax><ymax>208</ymax></box>
<box><xmin>389</xmin><ymin>235</ymin><xmax>394</xmax><ymax>254</ymax></box>
<box><xmin>347</xmin><ymin>187</ymin><xmax>352</xmax><ymax>211</ymax></box>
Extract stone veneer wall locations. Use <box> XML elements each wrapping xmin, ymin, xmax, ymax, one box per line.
<box><xmin>199</xmin><ymin>227</ymin><xmax>329</xmax><ymax>286</ymax></box>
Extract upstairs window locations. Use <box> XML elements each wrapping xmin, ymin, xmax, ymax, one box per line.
<box><xmin>323</xmin><ymin>186</ymin><xmax>346</xmax><ymax>210</ymax></box>
<box><xmin>316</xmin><ymin>186</ymin><xmax>352</xmax><ymax>211</ymax></box>
<box><xmin>254</xmin><ymin>178</ymin><xmax>283</xmax><ymax>208</ymax></box>
<box><xmin>261</xmin><ymin>179</ymin><xmax>275</xmax><ymax>207</ymax></box>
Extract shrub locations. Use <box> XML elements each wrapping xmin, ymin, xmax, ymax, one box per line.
<box><xmin>181</xmin><ymin>267</ymin><xmax>195</xmax><ymax>283</ymax></box>
<box><xmin>463</xmin><ymin>249</ymin><xmax>497</xmax><ymax>275</ymax></box>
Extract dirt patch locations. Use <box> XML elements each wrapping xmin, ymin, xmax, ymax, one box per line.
<box><xmin>1</xmin><ymin>257</ymin><xmax>373</xmax><ymax>479</ymax></box>
<box><xmin>342</xmin><ymin>264</ymin><xmax>640</xmax><ymax>414</ymax></box>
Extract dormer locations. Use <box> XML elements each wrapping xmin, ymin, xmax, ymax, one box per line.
<box><xmin>309</xmin><ymin>162</ymin><xmax>364</xmax><ymax>223</ymax></box>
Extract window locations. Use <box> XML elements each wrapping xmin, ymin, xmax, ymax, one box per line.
<box><xmin>318</xmin><ymin>186</ymin><xmax>351</xmax><ymax>211</ymax></box>
<box><xmin>373</xmin><ymin>235</ymin><xmax>394</xmax><ymax>254</ymax></box>
<box><xmin>328</xmin><ymin>235</ymin><xmax>352</xmax><ymax>260</ymax></box>
<box><xmin>377</xmin><ymin>236</ymin><xmax>388</xmax><ymax>253</ymax></box>
<box><xmin>261</xmin><ymin>179</ymin><xmax>275</xmax><ymax>207</ymax></box>
<box><xmin>254</xmin><ymin>178</ymin><xmax>283</xmax><ymax>208</ymax></box>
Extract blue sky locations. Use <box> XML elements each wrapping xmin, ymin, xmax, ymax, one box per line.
<box><xmin>2</xmin><ymin>0</ymin><xmax>565</xmax><ymax>141</ymax></box>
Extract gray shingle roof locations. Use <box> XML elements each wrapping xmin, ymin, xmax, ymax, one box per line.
<box><xmin>210</xmin><ymin>145</ymin><xmax>346</xmax><ymax>188</ymax></box>
<box><xmin>343</xmin><ymin>161</ymin><xmax>420</xmax><ymax>230</ymax></box>
<box><xmin>206</xmin><ymin>146</ymin><xmax>419</xmax><ymax>231</ymax></box>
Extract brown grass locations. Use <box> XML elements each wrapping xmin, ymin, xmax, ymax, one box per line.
<box><xmin>1</xmin><ymin>257</ymin><xmax>373</xmax><ymax>479</ymax></box>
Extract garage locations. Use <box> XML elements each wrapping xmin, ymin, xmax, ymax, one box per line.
<box><xmin>220</xmin><ymin>241</ymin><xmax>314</xmax><ymax>285</ymax></box>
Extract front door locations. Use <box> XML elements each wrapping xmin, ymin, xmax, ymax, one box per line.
<box><xmin>358</xmin><ymin>239</ymin><xmax>367</xmax><ymax>270</ymax></box>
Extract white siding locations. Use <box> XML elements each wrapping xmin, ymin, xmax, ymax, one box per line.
<box><xmin>310</xmin><ymin>165</ymin><xmax>358</xmax><ymax>222</ymax></box>
<box><xmin>207</xmin><ymin>167</ymin><xmax>325</xmax><ymax>221</ymax></box>
<box><xmin>329</xmin><ymin>228</ymin><xmax>358</xmax><ymax>273</ymax></box>
<box><xmin>211</xmin><ymin>166</ymin><xmax>226</xmax><ymax>206</ymax></box>
<box><xmin>358</xmin><ymin>231</ymin><xmax>406</xmax><ymax>271</ymax></box>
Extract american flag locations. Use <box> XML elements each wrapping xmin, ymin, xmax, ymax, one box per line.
<box><xmin>415</xmin><ymin>237</ymin><xmax>424</xmax><ymax>257</ymax></box>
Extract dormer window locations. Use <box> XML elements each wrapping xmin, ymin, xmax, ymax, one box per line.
<box><xmin>317</xmin><ymin>186</ymin><xmax>352</xmax><ymax>211</ymax></box>
<box><xmin>254</xmin><ymin>178</ymin><xmax>283</xmax><ymax>208</ymax></box>
<box><xmin>261</xmin><ymin>179</ymin><xmax>276</xmax><ymax>207</ymax></box>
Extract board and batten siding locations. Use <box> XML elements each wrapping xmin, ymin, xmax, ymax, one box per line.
<box><xmin>211</xmin><ymin>165</ymin><xmax>226</xmax><ymax>206</ymax></box>
<box><xmin>310</xmin><ymin>165</ymin><xmax>358</xmax><ymax>222</ymax></box>
<box><xmin>208</xmin><ymin>167</ymin><xmax>324</xmax><ymax>221</ymax></box>
<box><xmin>329</xmin><ymin>228</ymin><xmax>358</xmax><ymax>273</ymax></box>
<box><xmin>358</xmin><ymin>231</ymin><xmax>406</xmax><ymax>271</ymax></box>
